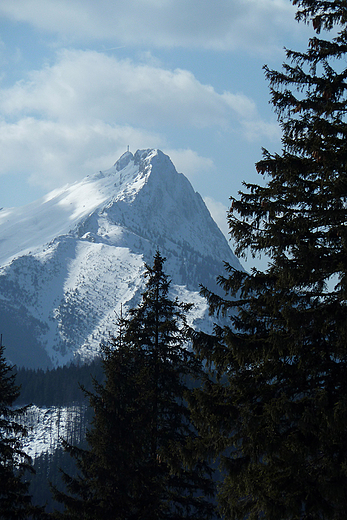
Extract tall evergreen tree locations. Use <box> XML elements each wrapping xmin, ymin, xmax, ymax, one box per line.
<box><xmin>0</xmin><ymin>339</ymin><xmax>44</xmax><ymax>519</ymax></box>
<box><xmin>191</xmin><ymin>2</ymin><xmax>347</xmax><ymax>519</ymax></box>
<box><xmin>53</xmin><ymin>252</ymin><xmax>215</xmax><ymax>519</ymax></box>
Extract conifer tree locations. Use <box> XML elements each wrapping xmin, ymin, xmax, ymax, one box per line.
<box><xmin>53</xmin><ymin>252</ymin><xmax>215</xmax><ymax>519</ymax></box>
<box><xmin>0</xmin><ymin>339</ymin><xmax>44</xmax><ymax>519</ymax></box>
<box><xmin>191</xmin><ymin>2</ymin><xmax>347</xmax><ymax>519</ymax></box>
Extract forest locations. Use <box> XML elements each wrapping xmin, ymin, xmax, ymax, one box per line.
<box><xmin>14</xmin><ymin>360</ymin><xmax>104</xmax><ymax>513</ymax></box>
<box><xmin>14</xmin><ymin>360</ymin><xmax>104</xmax><ymax>408</ymax></box>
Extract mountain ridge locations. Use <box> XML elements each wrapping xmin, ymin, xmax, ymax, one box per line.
<box><xmin>0</xmin><ymin>149</ymin><xmax>242</xmax><ymax>368</ymax></box>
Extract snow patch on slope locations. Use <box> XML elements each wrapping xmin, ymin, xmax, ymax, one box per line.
<box><xmin>0</xmin><ymin>149</ymin><xmax>242</xmax><ymax>368</ymax></box>
<box><xmin>19</xmin><ymin>405</ymin><xmax>88</xmax><ymax>460</ymax></box>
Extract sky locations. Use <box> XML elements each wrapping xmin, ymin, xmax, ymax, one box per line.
<box><xmin>0</xmin><ymin>0</ymin><xmax>314</xmax><ymax>268</ymax></box>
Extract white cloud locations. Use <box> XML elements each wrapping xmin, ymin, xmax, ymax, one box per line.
<box><xmin>0</xmin><ymin>50</ymin><xmax>245</xmax><ymax>128</ymax></box>
<box><xmin>222</xmin><ymin>92</ymin><xmax>257</xmax><ymax>120</ymax></box>
<box><xmin>0</xmin><ymin>118</ymin><xmax>164</xmax><ymax>188</ymax></box>
<box><xmin>0</xmin><ymin>49</ymin><xmax>278</xmax><ymax>190</ymax></box>
<box><xmin>0</xmin><ymin>0</ymin><xmax>307</xmax><ymax>53</ymax></box>
<box><xmin>0</xmin><ymin>49</ymin><xmax>275</xmax><ymax>134</ymax></box>
<box><xmin>165</xmin><ymin>149</ymin><xmax>214</xmax><ymax>179</ymax></box>
<box><xmin>204</xmin><ymin>196</ymin><xmax>230</xmax><ymax>240</ymax></box>
<box><xmin>241</xmin><ymin>118</ymin><xmax>281</xmax><ymax>142</ymax></box>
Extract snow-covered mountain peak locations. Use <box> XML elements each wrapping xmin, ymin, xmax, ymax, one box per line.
<box><xmin>114</xmin><ymin>150</ymin><xmax>134</xmax><ymax>170</ymax></box>
<box><xmin>0</xmin><ymin>149</ymin><xmax>243</xmax><ymax>368</ymax></box>
<box><xmin>0</xmin><ymin>149</ymin><xmax>147</xmax><ymax>265</ymax></box>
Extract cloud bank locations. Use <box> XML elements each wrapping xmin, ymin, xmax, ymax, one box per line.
<box><xmin>0</xmin><ymin>50</ymin><xmax>278</xmax><ymax>189</ymax></box>
<box><xmin>0</xmin><ymin>0</ymin><xmax>302</xmax><ymax>53</ymax></box>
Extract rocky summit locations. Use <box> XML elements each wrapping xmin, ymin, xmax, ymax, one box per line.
<box><xmin>0</xmin><ymin>149</ymin><xmax>243</xmax><ymax>368</ymax></box>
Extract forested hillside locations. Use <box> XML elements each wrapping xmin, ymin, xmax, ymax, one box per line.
<box><xmin>14</xmin><ymin>359</ymin><xmax>104</xmax><ymax>406</ymax></box>
<box><xmin>13</xmin><ymin>361</ymin><xmax>104</xmax><ymax>513</ymax></box>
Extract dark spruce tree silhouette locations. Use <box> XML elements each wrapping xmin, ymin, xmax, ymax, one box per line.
<box><xmin>190</xmin><ymin>2</ymin><xmax>347</xmax><ymax>519</ymax></box>
<box><xmin>0</xmin><ymin>336</ymin><xmax>45</xmax><ymax>519</ymax></box>
<box><xmin>52</xmin><ymin>252</ymin><xmax>216</xmax><ymax>519</ymax></box>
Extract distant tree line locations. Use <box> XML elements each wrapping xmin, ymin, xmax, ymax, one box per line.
<box><xmin>14</xmin><ymin>359</ymin><xmax>104</xmax><ymax>407</ymax></box>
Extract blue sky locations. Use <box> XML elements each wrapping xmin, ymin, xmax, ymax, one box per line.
<box><xmin>0</xmin><ymin>0</ymin><xmax>313</xmax><ymax>268</ymax></box>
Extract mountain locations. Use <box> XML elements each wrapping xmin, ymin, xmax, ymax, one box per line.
<box><xmin>0</xmin><ymin>149</ymin><xmax>243</xmax><ymax>369</ymax></box>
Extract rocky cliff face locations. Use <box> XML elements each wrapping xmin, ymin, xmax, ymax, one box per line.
<box><xmin>0</xmin><ymin>149</ymin><xmax>243</xmax><ymax>368</ymax></box>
